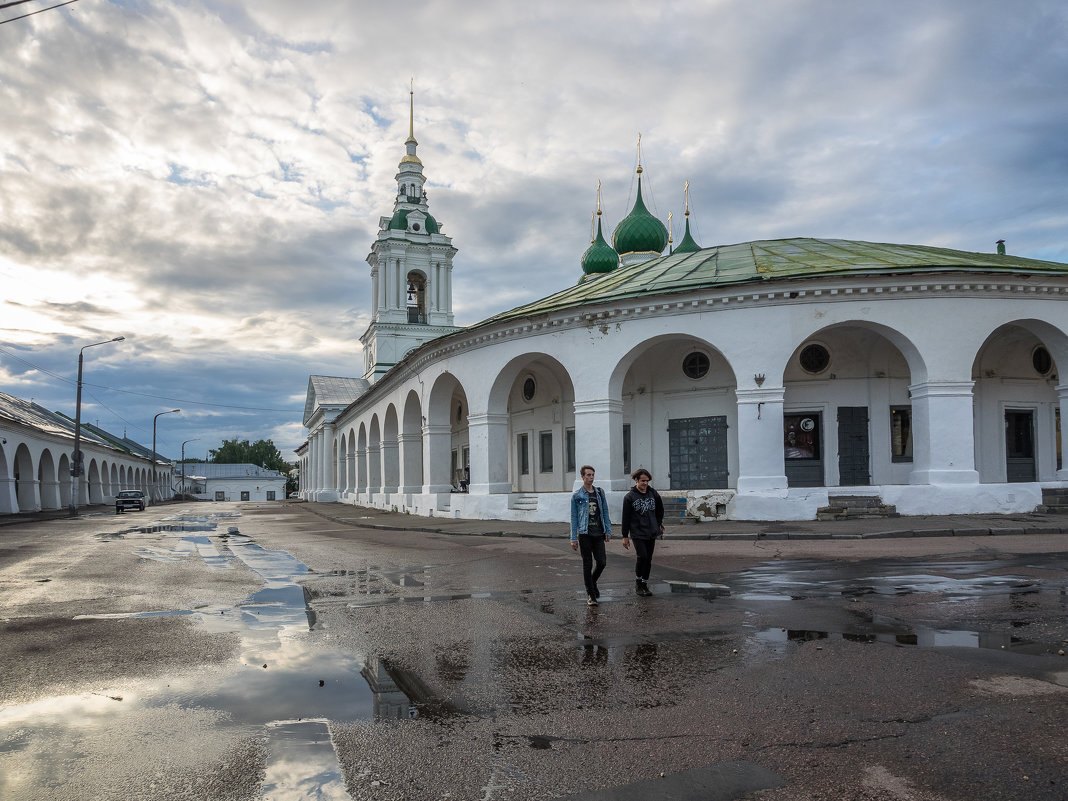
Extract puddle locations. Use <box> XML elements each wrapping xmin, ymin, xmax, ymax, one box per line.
<box><xmin>733</xmin><ymin>557</ymin><xmax>1066</xmax><ymax>601</ymax></box>
<box><xmin>17</xmin><ymin>514</ymin><xmax>454</xmax><ymax>800</ymax></box>
<box><xmin>261</xmin><ymin>720</ymin><xmax>349</xmax><ymax>800</ymax></box>
<box><xmin>750</xmin><ymin>623</ymin><xmax>1061</xmax><ymax>655</ymax></box>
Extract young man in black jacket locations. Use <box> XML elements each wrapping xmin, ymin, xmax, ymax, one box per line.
<box><xmin>620</xmin><ymin>468</ymin><xmax>664</xmax><ymax>596</ymax></box>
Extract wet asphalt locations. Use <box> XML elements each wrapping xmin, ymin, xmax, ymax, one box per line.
<box><xmin>1</xmin><ymin>501</ymin><xmax>1066</xmax><ymax>801</ymax></box>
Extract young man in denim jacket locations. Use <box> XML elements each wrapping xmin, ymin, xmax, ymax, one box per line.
<box><xmin>570</xmin><ymin>465</ymin><xmax>612</xmax><ymax>605</ymax></box>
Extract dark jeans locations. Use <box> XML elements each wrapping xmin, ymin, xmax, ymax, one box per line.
<box><xmin>633</xmin><ymin>537</ymin><xmax>656</xmax><ymax>582</ymax></box>
<box><xmin>578</xmin><ymin>535</ymin><xmax>607</xmax><ymax>596</ymax></box>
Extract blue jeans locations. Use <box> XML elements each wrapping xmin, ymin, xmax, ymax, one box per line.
<box><xmin>578</xmin><ymin>535</ymin><xmax>606</xmax><ymax>596</ymax></box>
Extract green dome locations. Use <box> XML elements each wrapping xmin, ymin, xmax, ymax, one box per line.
<box><xmin>388</xmin><ymin>209</ymin><xmax>439</xmax><ymax>234</ymax></box>
<box><xmin>581</xmin><ymin>216</ymin><xmax>618</xmax><ymax>274</ymax></box>
<box><xmin>673</xmin><ymin>216</ymin><xmax>701</xmax><ymax>254</ymax></box>
<box><xmin>611</xmin><ymin>174</ymin><xmax>668</xmax><ymax>256</ymax></box>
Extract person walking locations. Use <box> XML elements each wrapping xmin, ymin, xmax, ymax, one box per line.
<box><xmin>620</xmin><ymin>468</ymin><xmax>664</xmax><ymax>596</ymax></box>
<box><xmin>570</xmin><ymin>465</ymin><xmax>612</xmax><ymax>605</ymax></box>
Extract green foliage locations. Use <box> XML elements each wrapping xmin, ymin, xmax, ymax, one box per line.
<box><xmin>209</xmin><ymin>438</ymin><xmax>292</xmax><ymax>477</ymax></box>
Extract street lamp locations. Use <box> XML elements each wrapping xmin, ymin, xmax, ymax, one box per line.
<box><xmin>180</xmin><ymin>438</ymin><xmax>200</xmax><ymax>498</ymax></box>
<box><xmin>151</xmin><ymin>409</ymin><xmax>181</xmax><ymax>503</ymax></box>
<box><xmin>69</xmin><ymin>335</ymin><xmax>125</xmax><ymax>517</ymax></box>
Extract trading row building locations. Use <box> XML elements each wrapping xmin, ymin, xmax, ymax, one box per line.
<box><xmin>298</xmin><ymin>98</ymin><xmax>1068</xmax><ymax>522</ymax></box>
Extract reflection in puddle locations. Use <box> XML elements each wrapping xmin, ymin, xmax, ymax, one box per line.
<box><xmin>261</xmin><ymin>721</ymin><xmax>349</xmax><ymax>801</ymax></box>
<box><xmin>733</xmin><ymin>557</ymin><xmax>1062</xmax><ymax>601</ymax></box>
<box><xmin>751</xmin><ymin>622</ymin><xmax>1058</xmax><ymax>655</ymax></box>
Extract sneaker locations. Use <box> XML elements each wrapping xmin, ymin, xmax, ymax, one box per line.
<box><xmin>640</xmin><ymin>584</ymin><xmax>653</xmax><ymax>597</ymax></box>
<box><xmin>587</xmin><ymin>595</ymin><xmax>599</xmax><ymax>606</ymax></box>
<box><xmin>636</xmin><ymin>580</ymin><xmax>652</xmax><ymax>597</ymax></box>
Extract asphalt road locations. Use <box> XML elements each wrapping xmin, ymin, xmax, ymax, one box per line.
<box><xmin>1</xmin><ymin>501</ymin><xmax>1066</xmax><ymax>801</ymax></box>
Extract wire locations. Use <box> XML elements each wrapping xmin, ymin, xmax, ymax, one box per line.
<box><xmin>0</xmin><ymin>0</ymin><xmax>80</xmax><ymax>25</ymax></box>
<box><xmin>0</xmin><ymin>345</ymin><xmax>301</xmax><ymax>413</ymax></box>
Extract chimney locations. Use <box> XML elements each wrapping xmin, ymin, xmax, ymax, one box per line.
<box><xmin>996</xmin><ymin>239</ymin><xmax>1006</xmax><ymax>255</ymax></box>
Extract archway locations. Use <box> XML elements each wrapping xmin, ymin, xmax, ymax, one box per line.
<box><xmin>972</xmin><ymin>321</ymin><xmax>1067</xmax><ymax>483</ymax></box>
<box><xmin>487</xmin><ymin>353</ymin><xmax>577</xmax><ymax>492</ymax></box>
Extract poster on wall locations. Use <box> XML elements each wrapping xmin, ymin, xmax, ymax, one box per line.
<box><xmin>784</xmin><ymin>414</ymin><xmax>820</xmax><ymax>460</ymax></box>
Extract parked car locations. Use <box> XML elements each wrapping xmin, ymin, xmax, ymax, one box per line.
<box><xmin>115</xmin><ymin>490</ymin><xmax>146</xmax><ymax>514</ymax></box>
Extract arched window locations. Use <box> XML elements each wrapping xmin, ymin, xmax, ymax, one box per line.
<box><xmin>406</xmin><ymin>272</ymin><xmax>427</xmax><ymax>324</ymax></box>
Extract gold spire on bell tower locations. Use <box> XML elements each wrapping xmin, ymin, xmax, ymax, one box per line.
<box><xmin>667</xmin><ymin>210</ymin><xmax>674</xmax><ymax>247</ymax></box>
<box><xmin>406</xmin><ymin>78</ymin><xmax>417</xmax><ymax>145</ymax></box>
<box><xmin>684</xmin><ymin>180</ymin><xmax>691</xmax><ymax>218</ymax></box>
<box><xmin>636</xmin><ymin>132</ymin><xmax>643</xmax><ymax>175</ymax></box>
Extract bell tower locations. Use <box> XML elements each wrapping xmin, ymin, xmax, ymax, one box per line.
<box><xmin>360</xmin><ymin>86</ymin><xmax>459</xmax><ymax>382</ymax></box>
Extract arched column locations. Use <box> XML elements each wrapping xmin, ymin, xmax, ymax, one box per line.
<box><xmin>908</xmin><ymin>380</ymin><xmax>980</xmax><ymax>485</ymax></box>
<box><xmin>734</xmin><ymin>387</ymin><xmax>789</xmax><ymax>492</ymax></box>
<box><xmin>399</xmin><ymin>433</ymin><xmax>422</xmax><ymax>493</ymax></box>
<box><xmin>573</xmin><ymin>398</ymin><xmax>627</xmax><ymax>491</ymax></box>
<box><xmin>422</xmin><ymin>423</ymin><xmax>453</xmax><ymax>494</ymax></box>
<box><xmin>381</xmin><ymin>440</ymin><xmax>400</xmax><ymax>494</ymax></box>
<box><xmin>346</xmin><ymin>452</ymin><xmax>356</xmax><ymax>493</ymax></box>
<box><xmin>467</xmin><ymin>412</ymin><xmax>510</xmax><ymax>494</ymax></box>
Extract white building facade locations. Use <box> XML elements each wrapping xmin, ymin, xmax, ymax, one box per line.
<box><xmin>0</xmin><ymin>392</ymin><xmax>172</xmax><ymax>514</ymax></box>
<box><xmin>299</xmin><ymin>115</ymin><xmax>1068</xmax><ymax>523</ymax></box>
<box><xmin>176</xmin><ymin>463</ymin><xmax>287</xmax><ymax>502</ymax></box>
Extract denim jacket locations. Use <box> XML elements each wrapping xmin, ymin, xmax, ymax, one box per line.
<box><xmin>570</xmin><ymin>485</ymin><xmax>612</xmax><ymax>542</ymax></box>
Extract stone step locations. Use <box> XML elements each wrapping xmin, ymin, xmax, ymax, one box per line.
<box><xmin>510</xmin><ymin>494</ymin><xmax>539</xmax><ymax>511</ymax></box>
<box><xmin>827</xmin><ymin>495</ymin><xmax>884</xmax><ymax>508</ymax></box>
<box><xmin>662</xmin><ymin>497</ymin><xmax>699</xmax><ymax>524</ymax></box>
<box><xmin>817</xmin><ymin>495</ymin><xmax>898</xmax><ymax>520</ymax></box>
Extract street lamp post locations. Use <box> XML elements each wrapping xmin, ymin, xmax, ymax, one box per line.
<box><xmin>179</xmin><ymin>438</ymin><xmax>199</xmax><ymax>498</ymax></box>
<box><xmin>151</xmin><ymin>409</ymin><xmax>181</xmax><ymax>504</ymax></box>
<box><xmin>69</xmin><ymin>336</ymin><xmax>125</xmax><ymax>517</ymax></box>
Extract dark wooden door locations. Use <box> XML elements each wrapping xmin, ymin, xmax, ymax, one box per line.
<box><xmin>837</xmin><ymin>406</ymin><xmax>871</xmax><ymax>486</ymax></box>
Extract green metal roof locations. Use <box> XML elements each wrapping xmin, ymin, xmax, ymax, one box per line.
<box><xmin>480</xmin><ymin>237</ymin><xmax>1068</xmax><ymax>326</ymax></box>
<box><xmin>581</xmin><ymin>216</ymin><xmax>619</xmax><ymax>275</ymax></box>
<box><xmin>611</xmin><ymin>174</ymin><xmax>668</xmax><ymax>256</ymax></box>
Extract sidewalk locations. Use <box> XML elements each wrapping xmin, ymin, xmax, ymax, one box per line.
<box><xmin>296</xmin><ymin>501</ymin><xmax>1068</xmax><ymax>541</ymax></box>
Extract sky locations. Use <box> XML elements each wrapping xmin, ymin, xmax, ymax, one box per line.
<box><xmin>2</xmin><ymin>0</ymin><xmax>1067</xmax><ymax>462</ymax></box>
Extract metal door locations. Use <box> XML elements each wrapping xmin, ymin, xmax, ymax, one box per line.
<box><xmin>1005</xmin><ymin>410</ymin><xmax>1036</xmax><ymax>482</ymax></box>
<box><xmin>668</xmin><ymin>416</ymin><xmax>728</xmax><ymax>489</ymax></box>
<box><xmin>837</xmin><ymin>406</ymin><xmax>871</xmax><ymax>486</ymax></box>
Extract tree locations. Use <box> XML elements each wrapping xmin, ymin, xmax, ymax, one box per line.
<box><xmin>210</xmin><ymin>438</ymin><xmax>292</xmax><ymax>475</ymax></box>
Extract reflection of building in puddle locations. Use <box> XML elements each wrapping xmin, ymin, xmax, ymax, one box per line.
<box><xmin>261</xmin><ymin>720</ymin><xmax>349</xmax><ymax>801</ymax></box>
<box><xmin>753</xmin><ymin>625</ymin><xmax>1048</xmax><ymax>653</ymax></box>
<box><xmin>361</xmin><ymin>656</ymin><xmax>463</xmax><ymax>720</ymax></box>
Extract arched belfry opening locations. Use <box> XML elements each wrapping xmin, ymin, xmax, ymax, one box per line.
<box><xmin>406</xmin><ymin>272</ymin><xmax>427</xmax><ymax>324</ymax></box>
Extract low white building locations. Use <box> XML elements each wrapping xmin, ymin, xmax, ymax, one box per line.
<box><xmin>0</xmin><ymin>391</ymin><xmax>172</xmax><ymax>514</ymax></box>
<box><xmin>176</xmin><ymin>463</ymin><xmax>287</xmax><ymax>502</ymax></box>
<box><xmin>298</xmin><ymin>100</ymin><xmax>1068</xmax><ymax>523</ymax></box>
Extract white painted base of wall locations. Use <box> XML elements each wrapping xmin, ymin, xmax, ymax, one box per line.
<box><xmin>325</xmin><ymin>482</ymin><xmax>1065</xmax><ymax>523</ymax></box>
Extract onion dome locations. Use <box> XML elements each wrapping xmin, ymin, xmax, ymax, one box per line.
<box><xmin>611</xmin><ymin>168</ymin><xmax>668</xmax><ymax>258</ymax></box>
<box><xmin>581</xmin><ymin>213</ymin><xmax>618</xmax><ymax>275</ymax></box>
<box><xmin>674</xmin><ymin>214</ymin><xmax>701</xmax><ymax>253</ymax></box>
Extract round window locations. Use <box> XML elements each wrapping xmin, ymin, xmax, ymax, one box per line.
<box><xmin>799</xmin><ymin>343</ymin><xmax>831</xmax><ymax>374</ymax></box>
<box><xmin>1033</xmin><ymin>346</ymin><xmax>1053</xmax><ymax>375</ymax></box>
<box><xmin>412</xmin><ymin>223</ymin><xmax>421</xmax><ymax>232</ymax></box>
<box><xmin>522</xmin><ymin>377</ymin><xmax>536</xmax><ymax>401</ymax></box>
<box><xmin>682</xmin><ymin>351</ymin><xmax>710</xmax><ymax>379</ymax></box>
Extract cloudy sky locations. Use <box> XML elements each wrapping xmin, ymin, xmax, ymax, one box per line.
<box><xmin>2</xmin><ymin>0</ymin><xmax>1067</xmax><ymax>462</ymax></box>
